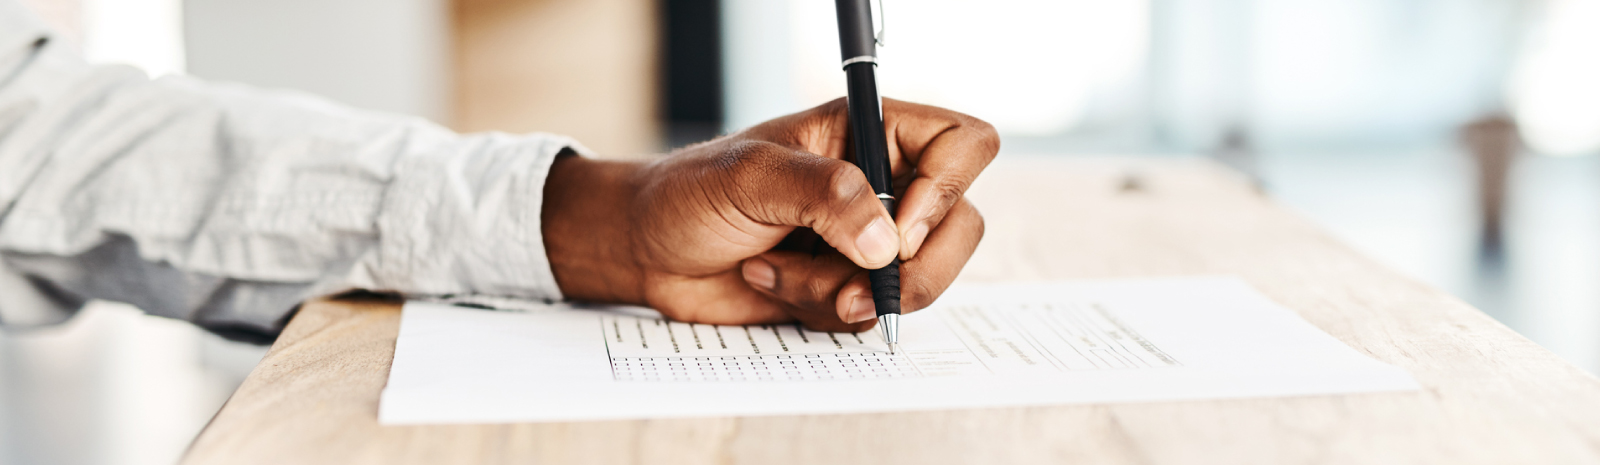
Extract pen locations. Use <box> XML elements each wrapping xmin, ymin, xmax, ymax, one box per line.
<box><xmin>833</xmin><ymin>0</ymin><xmax>900</xmax><ymax>355</ymax></box>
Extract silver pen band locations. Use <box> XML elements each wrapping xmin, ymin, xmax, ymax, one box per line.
<box><xmin>841</xmin><ymin>55</ymin><xmax>877</xmax><ymax>68</ymax></box>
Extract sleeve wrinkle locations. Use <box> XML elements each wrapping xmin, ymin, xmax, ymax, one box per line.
<box><xmin>0</xmin><ymin>1</ymin><xmax>578</xmax><ymax>339</ymax></box>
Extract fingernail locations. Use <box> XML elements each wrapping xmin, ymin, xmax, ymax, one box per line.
<box><xmin>743</xmin><ymin>258</ymin><xmax>776</xmax><ymax>290</ymax></box>
<box><xmin>847</xmin><ymin>294</ymin><xmax>876</xmax><ymax>323</ymax></box>
<box><xmin>855</xmin><ymin>218</ymin><xmax>899</xmax><ymax>266</ymax></box>
<box><xmin>902</xmin><ymin>221</ymin><xmax>930</xmax><ymax>259</ymax></box>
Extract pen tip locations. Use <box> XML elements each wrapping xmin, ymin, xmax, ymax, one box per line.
<box><xmin>888</xmin><ymin>342</ymin><xmax>900</xmax><ymax>355</ymax></box>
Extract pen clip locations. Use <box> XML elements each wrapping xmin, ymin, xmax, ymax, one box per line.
<box><xmin>874</xmin><ymin>0</ymin><xmax>886</xmax><ymax>46</ymax></box>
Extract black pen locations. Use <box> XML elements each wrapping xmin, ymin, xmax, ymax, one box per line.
<box><xmin>834</xmin><ymin>0</ymin><xmax>900</xmax><ymax>355</ymax></box>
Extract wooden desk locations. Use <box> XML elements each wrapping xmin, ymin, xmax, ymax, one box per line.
<box><xmin>182</xmin><ymin>157</ymin><xmax>1600</xmax><ymax>465</ymax></box>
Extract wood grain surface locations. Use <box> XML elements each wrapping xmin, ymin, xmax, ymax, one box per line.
<box><xmin>182</xmin><ymin>157</ymin><xmax>1600</xmax><ymax>465</ymax></box>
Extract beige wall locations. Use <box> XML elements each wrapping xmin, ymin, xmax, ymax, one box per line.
<box><xmin>452</xmin><ymin>0</ymin><xmax>660</xmax><ymax>157</ymax></box>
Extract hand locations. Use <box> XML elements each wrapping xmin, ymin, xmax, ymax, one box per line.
<box><xmin>541</xmin><ymin>98</ymin><xmax>998</xmax><ymax>331</ymax></box>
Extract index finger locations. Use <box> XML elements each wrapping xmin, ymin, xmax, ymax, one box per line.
<box><xmin>882</xmin><ymin>98</ymin><xmax>1000</xmax><ymax>260</ymax></box>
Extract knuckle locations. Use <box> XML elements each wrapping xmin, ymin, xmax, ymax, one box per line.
<box><xmin>968</xmin><ymin>117</ymin><xmax>999</xmax><ymax>140</ymax></box>
<box><xmin>965</xmin><ymin>119</ymin><xmax>1002</xmax><ymax>157</ymax></box>
<box><xmin>932</xmin><ymin>177</ymin><xmax>970</xmax><ymax>206</ymax></box>
<box><xmin>802</xmin><ymin>278</ymin><xmax>834</xmax><ymax>310</ymax></box>
<box><xmin>933</xmin><ymin>108</ymin><xmax>1000</xmax><ymax>159</ymax></box>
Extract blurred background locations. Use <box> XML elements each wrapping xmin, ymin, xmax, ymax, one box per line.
<box><xmin>5</xmin><ymin>0</ymin><xmax>1600</xmax><ymax>463</ymax></box>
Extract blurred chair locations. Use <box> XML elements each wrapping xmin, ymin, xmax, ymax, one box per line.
<box><xmin>1461</xmin><ymin>113</ymin><xmax>1520</xmax><ymax>252</ymax></box>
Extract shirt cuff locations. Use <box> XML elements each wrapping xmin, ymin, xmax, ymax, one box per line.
<box><xmin>344</xmin><ymin>130</ymin><xmax>592</xmax><ymax>303</ymax></box>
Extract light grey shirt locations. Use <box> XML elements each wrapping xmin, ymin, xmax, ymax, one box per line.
<box><xmin>0</xmin><ymin>1</ymin><xmax>575</xmax><ymax>341</ymax></box>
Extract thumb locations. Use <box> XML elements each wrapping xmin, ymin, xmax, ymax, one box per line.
<box><xmin>720</xmin><ymin>141</ymin><xmax>900</xmax><ymax>269</ymax></box>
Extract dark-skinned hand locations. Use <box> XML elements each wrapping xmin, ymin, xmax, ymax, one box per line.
<box><xmin>541</xmin><ymin>97</ymin><xmax>999</xmax><ymax>332</ymax></box>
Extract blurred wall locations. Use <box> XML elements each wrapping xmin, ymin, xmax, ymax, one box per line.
<box><xmin>186</xmin><ymin>0</ymin><xmax>450</xmax><ymax>121</ymax></box>
<box><xmin>723</xmin><ymin>0</ymin><xmax>1523</xmax><ymax>155</ymax></box>
<box><xmin>186</xmin><ymin>0</ymin><xmax>661</xmax><ymax>156</ymax></box>
<box><xmin>452</xmin><ymin>0</ymin><xmax>660</xmax><ymax>156</ymax></box>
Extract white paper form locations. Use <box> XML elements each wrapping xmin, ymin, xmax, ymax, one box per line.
<box><xmin>380</xmin><ymin>277</ymin><xmax>1420</xmax><ymax>424</ymax></box>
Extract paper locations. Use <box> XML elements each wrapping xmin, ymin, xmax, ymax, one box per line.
<box><xmin>380</xmin><ymin>277</ymin><xmax>1420</xmax><ymax>424</ymax></box>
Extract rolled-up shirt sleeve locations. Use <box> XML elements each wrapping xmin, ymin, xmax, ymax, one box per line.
<box><xmin>0</xmin><ymin>0</ymin><xmax>579</xmax><ymax>341</ymax></box>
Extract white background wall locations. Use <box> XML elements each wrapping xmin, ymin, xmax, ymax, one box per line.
<box><xmin>184</xmin><ymin>0</ymin><xmax>450</xmax><ymax>121</ymax></box>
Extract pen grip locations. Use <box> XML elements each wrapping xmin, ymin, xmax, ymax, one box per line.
<box><xmin>870</xmin><ymin>261</ymin><xmax>901</xmax><ymax>317</ymax></box>
<box><xmin>870</xmin><ymin>196</ymin><xmax>901</xmax><ymax>316</ymax></box>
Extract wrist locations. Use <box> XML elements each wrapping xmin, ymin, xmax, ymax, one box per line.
<box><xmin>541</xmin><ymin>153</ymin><xmax>647</xmax><ymax>304</ymax></box>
